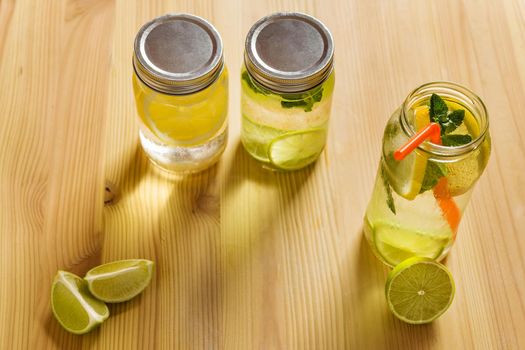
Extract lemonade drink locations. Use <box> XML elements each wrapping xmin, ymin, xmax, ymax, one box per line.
<box><xmin>364</xmin><ymin>82</ymin><xmax>491</xmax><ymax>267</ymax></box>
<box><xmin>133</xmin><ymin>14</ymin><xmax>228</xmax><ymax>173</ymax></box>
<box><xmin>133</xmin><ymin>68</ymin><xmax>228</xmax><ymax>171</ymax></box>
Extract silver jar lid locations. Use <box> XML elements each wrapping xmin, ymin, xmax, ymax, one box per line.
<box><xmin>133</xmin><ymin>13</ymin><xmax>224</xmax><ymax>95</ymax></box>
<box><xmin>244</xmin><ymin>12</ymin><xmax>334</xmax><ymax>93</ymax></box>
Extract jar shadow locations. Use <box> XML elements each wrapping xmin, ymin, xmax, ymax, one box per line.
<box><xmin>216</xmin><ymin>140</ymin><xmax>324</xmax><ymax>346</ymax></box>
<box><xmin>339</xmin><ymin>229</ymin><xmax>437</xmax><ymax>348</ymax></box>
<box><xmin>104</xmin><ymin>140</ymin><xmax>149</xmax><ymax>205</ymax></box>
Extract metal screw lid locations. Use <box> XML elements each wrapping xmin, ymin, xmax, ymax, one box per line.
<box><xmin>133</xmin><ymin>13</ymin><xmax>224</xmax><ymax>95</ymax></box>
<box><xmin>244</xmin><ymin>12</ymin><xmax>334</xmax><ymax>93</ymax></box>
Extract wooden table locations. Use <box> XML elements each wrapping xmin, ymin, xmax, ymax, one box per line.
<box><xmin>1</xmin><ymin>0</ymin><xmax>524</xmax><ymax>348</ymax></box>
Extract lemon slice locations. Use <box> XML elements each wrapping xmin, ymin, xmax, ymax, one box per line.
<box><xmin>268</xmin><ymin>128</ymin><xmax>327</xmax><ymax>170</ymax></box>
<box><xmin>51</xmin><ymin>271</ymin><xmax>109</xmax><ymax>334</ymax></box>
<box><xmin>445</xmin><ymin>109</ymin><xmax>490</xmax><ymax>196</ymax></box>
<box><xmin>85</xmin><ymin>259</ymin><xmax>154</xmax><ymax>303</ymax></box>
<box><xmin>385</xmin><ymin>257</ymin><xmax>455</xmax><ymax>324</ymax></box>
<box><xmin>387</xmin><ymin>107</ymin><xmax>430</xmax><ymax>200</ymax></box>
<box><xmin>136</xmin><ymin>70</ymin><xmax>228</xmax><ymax>147</ymax></box>
<box><xmin>372</xmin><ymin>221</ymin><xmax>450</xmax><ymax>267</ymax></box>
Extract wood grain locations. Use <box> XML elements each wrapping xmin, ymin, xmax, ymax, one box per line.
<box><xmin>1</xmin><ymin>0</ymin><xmax>524</xmax><ymax>349</ymax></box>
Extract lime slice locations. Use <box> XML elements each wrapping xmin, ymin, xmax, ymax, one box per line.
<box><xmin>85</xmin><ymin>259</ymin><xmax>154</xmax><ymax>303</ymax></box>
<box><xmin>268</xmin><ymin>128</ymin><xmax>327</xmax><ymax>170</ymax></box>
<box><xmin>51</xmin><ymin>271</ymin><xmax>109</xmax><ymax>334</ymax></box>
<box><xmin>385</xmin><ymin>257</ymin><xmax>455</xmax><ymax>324</ymax></box>
<box><xmin>388</xmin><ymin>107</ymin><xmax>429</xmax><ymax>200</ymax></box>
<box><xmin>241</xmin><ymin>113</ymin><xmax>283</xmax><ymax>162</ymax></box>
<box><xmin>373</xmin><ymin>221</ymin><xmax>450</xmax><ymax>267</ymax></box>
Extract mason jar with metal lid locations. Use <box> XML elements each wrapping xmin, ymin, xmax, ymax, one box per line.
<box><xmin>364</xmin><ymin>82</ymin><xmax>491</xmax><ymax>267</ymax></box>
<box><xmin>133</xmin><ymin>13</ymin><xmax>228</xmax><ymax>173</ymax></box>
<box><xmin>241</xmin><ymin>12</ymin><xmax>335</xmax><ymax>171</ymax></box>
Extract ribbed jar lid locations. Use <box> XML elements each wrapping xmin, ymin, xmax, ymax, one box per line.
<box><xmin>133</xmin><ymin>13</ymin><xmax>224</xmax><ymax>95</ymax></box>
<box><xmin>244</xmin><ymin>12</ymin><xmax>334</xmax><ymax>93</ymax></box>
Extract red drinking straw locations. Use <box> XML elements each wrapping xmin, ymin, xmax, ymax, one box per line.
<box><xmin>393</xmin><ymin>122</ymin><xmax>461</xmax><ymax>237</ymax></box>
<box><xmin>394</xmin><ymin>122</ymin><xmax>442</xmax><ymax>161</ymax></box>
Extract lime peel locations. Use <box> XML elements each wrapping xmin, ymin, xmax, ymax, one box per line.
<box><xmin>268</xmin><ymin>128</ymin><xmax>327</xmax><ymax>170</ymax></box>
<box><xmin>385</xmin><ymin>257</ymin><xmax>455</xmax><ymax>324</ymax></box>
<box><xmin>372</xmin><ymin>220</ymin><xmax>451</xmax><ymax>267</ymax></box>
<box><xmin>85</xmin><ymin>259</ymin><xmax>154</xmax><ymax>303</ymax></box>
<box><xmin>51</xmin><ymin>271</ymin><xmax>109</xmax><ymax>334</ymax></box>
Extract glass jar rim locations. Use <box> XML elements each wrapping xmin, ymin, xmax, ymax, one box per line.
<box><xmin>400</xmin><ymin>81</ymin><xmax>489</xmax><ymax>158</ymax></box>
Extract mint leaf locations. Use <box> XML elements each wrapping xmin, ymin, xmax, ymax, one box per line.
<box><xmin>242</xmin><ymin>71</ymin><xmax>269</xmax><ymax>95</ymax></box>
<box><xmin>312</xmin><ymin>88</ymin><xmax>323</xmax><ymax>102</ymax></box>
<box><xmin>281</xmin><ymin>87</ymin><xmax>323</xmax><ymax>112</ymax></box>
<box><xmin>448</xmin><ymin>109</ymin><xmax>465</xmax><ymax>125</ymax></box>
<box><xmin>380</xmin><ymin>163</ymin><xmax>396</xmax><ymax>214</ymax></box>
<box><xmin>420</xmin><ymin>162</ymin><xmax>447</xmax><ymax>194</ymax></box>
<box><xmin>430</xmin><ymin>93</ymin><xmax>448</xmax><ymax>122</ymax></box>
<box><xmin>441</xmin><ymin>134</ymin><xmax>472</xmax><ymax>146</ymax></box>
<box><xmin>243</xmin><ymin>70</ymin><xmax>324</xmax><ymax>112</ymax></box>
<box><xmin>440</xmin><ymin>110</ymin><xmax>464</xmax><ymax>134</ymax></box>
<box><xmin>281</xmin><ymin>100</ymin><xmax>308</xmax><ymax>109</ymax></box>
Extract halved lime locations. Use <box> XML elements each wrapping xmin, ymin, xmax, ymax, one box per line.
<box><xmin>373</xmin><ymin>221</ymin><xmax>450</xmax><ymax>267</ymax></box>
<box><xmin>386</xmin><ymin>257</ymin><xmax>455</xmax><ymax>324</ymax></box>
<box><xmin>51</xmin><ymin>271</ymin><xmax>109</xmax><ymax>334</ymax></box>
<box><xmin>268</xmin><ymin>128</ymin><xmax>327</xmax><ymax>170</ymax></box>
<box><xmin>85</xmin><ymin>259</ymin><xmax>154</xmax><ymax>303</ymax></box>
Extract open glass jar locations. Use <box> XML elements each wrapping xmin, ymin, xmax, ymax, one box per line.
<box><xmin>133</xmin><ymin>14</ymin><xmax>228</xmax><ymax>173</ymax></box>
<box><xmin>241</xmin><ymin>12</ymin><xmax>335</xmax><ymax>171</ymax></box>
<box><xmin>364</xmin><ymin>82</ymin><xmax>491</xmax><ymax>267</ymax></box>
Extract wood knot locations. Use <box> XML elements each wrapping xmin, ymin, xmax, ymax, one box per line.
<box><xmin>194</xmin><ymin>193</ymin><xmax>218</xmax><ymax>214</ymax></box>
<box><xmin>104</xmin><ymin>181</ymin><xmax>120</xmax><ymax>205</ymax></box>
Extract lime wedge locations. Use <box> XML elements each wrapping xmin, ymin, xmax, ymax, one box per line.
<box><xmin>51</xmin><ymin>271</ymin><xmax>109</xmax><ymax>334</ymax></box>
<box><xmin>388</xmin><ymin>107</ymin><xmax>429</xmax><ymax>200</ymax></box>
<box><xmin>373</xmin><ymin>221</ymin><xmax>450</xmax><ymax>267</ymax></box>
<box><xmin>386</xmin><ymin>257</ymin><xmax>455</xmax><ymax>324</ymax></box>
<box><xmin>268</xmin><ymin>128</ymin><xmax>327</xmax><ymax>170</ymax></box>
<box><xmin>85</xmin><ymin>259</ymin><xmax>154</xmax><ymax>303</ymax></box>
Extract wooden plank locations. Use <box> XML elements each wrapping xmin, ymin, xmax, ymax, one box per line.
<box><xmin>102</xmin><ymin>1</ymin><xmax>230</xmax><ymax>349</ymax></box>
<box><xmin>0</xmin><ymin>0</ymin><xmax>115</xmax><ymax>349</ymax></box>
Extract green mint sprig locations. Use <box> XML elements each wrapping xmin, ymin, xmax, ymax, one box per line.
<box><xmin>381</xmin><ymin>162</ymin><xmax>396</xmax><ymax>214</ymax></box>
<box><xmin>241</xmin><ymin>71</ymin><xmax>270</xmax><ymax>95</ymax></box>
<box><xmin>241</xmin><ymin>70</ymin><xmax>323</xmax><ymax>112</ymax></box>
<box><xmin>419</xmin><ymin>94</ymin><xmax>472</xmax><ymax>193</ymax></box>
<box><xmin>281</xmin><ymin>87</ymin><xmax>323</xmax><ymax>112</ymax></box>
<box><xmin>429</xmin><ymin>94</ymin><xmax>472</xmax><ymax>142</ymax></box>
<box><xmin>420</xmin><ymin>162</ymin><xmax>447</xmax><ymax>193</ymax></box>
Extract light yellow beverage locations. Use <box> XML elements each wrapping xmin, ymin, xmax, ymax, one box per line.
<box><xmin>364</xmin><ymin>83</ymin><xmax>491</xmax><ymax>267</ymax></box>
<box><xmin>133</xmin><ymin>69</ymin><xmax>228</xmax><ymax>147</ymax></box>
<box><xmin>132</xmin><ymin>14</ymin><xmax>228</xmax><ymax>173</ymax></box>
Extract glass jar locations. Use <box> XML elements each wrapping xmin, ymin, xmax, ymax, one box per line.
<box><xmin>241</xmin><ymin>12</ymin><xmax>335</xmax><ymax>171</ymax></box>
<box><xmin>133</xmin><ymin>14</ymin><xmax>228</xmax><ymax>173</ymax></box>
<box><xmin>364</xmin><ymin>82</ymin><xmax>491</xmax><ymax>267</ymax></box>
